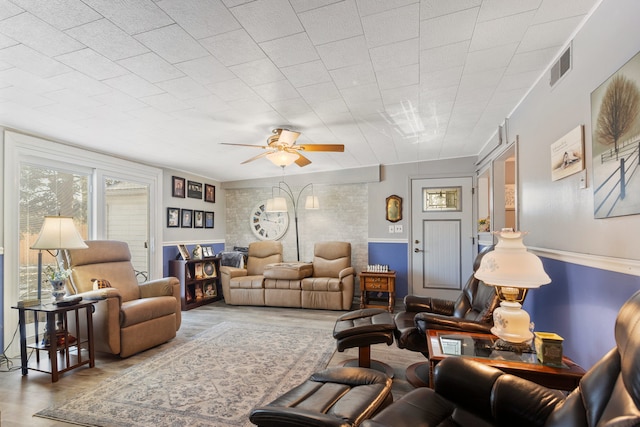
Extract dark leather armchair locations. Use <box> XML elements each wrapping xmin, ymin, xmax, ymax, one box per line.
<box><xmin>363</xmin><ymin>289</ymin><xmax>640</xmax><ymax>427</ymax></box>
<box><xmin>394</xmin><ymin>245</ymin><xmax>499</xmax><ymax>355</ymax></box>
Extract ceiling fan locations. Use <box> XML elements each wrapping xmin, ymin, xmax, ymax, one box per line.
<box><xmin>221</xmin><ymin>128</ymin><xmax>344</xmax><ymax>167</ymax></box>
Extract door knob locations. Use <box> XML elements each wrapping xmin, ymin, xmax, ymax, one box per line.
<box><xmin>414</xmin><ymin>248</ymin><xmax>423</xmax><ymax>253</ymax></box>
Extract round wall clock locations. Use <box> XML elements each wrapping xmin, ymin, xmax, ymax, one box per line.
<box><xmin>250</xmin><ymin>202</ymin><xmax>289</xmax><ymax>240</ymax></box>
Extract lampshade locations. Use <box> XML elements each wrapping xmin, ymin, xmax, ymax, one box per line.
<box><xmin>474</xmin><ymin>230</ymin><xmax>550</xmax><ymax>344</ymax></box>
<box><xmin>305</xmin><ymin>195</ymin><xmax>319</xmax><ymax>209</ymax></box>
<box><xmin>474</xmin><ymin>230</ymin><xmax>550</xmax><ymax>289</ymax></box>
<box><xmin>31</xmin><ymin>216</ymin><xmax>88</xmax><ymax>250</ymax></box>
<box><xmin>266</xmin><ymin>197</ymin><xmax>288</xmax><ymax>212</ymax></box>
<box><xmin>266</xmin><ymin>150</ymin><xmax>299</xmax><ymax>167</ymax></box>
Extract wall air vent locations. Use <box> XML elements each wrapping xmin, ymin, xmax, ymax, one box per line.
<box><xmin>550</xmin><ymin>44</ymin><xmax>572</xmax><ymax>87</ymax></box>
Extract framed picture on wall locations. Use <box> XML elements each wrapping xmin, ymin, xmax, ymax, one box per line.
<box><xmin>181</xmin><ymin>209</ymin><xmax>193</xmax><ymax>228</ymax></box>
<box><xmin>205</xmin><ymin>211</ymin><xmax>214</xmax><ymax>228</ymax></box>
<box><xmin>167</xmin><ymin>207</ymin><xmax>180</xmax><ymax>227</ymax></box>
<box><xmin>385</xmin><ymin>195</ymin><xmax>402</xmax><ymax>222</ymax></box>
<box><xmin>172</xmin><ymin>176</ymin><xmax>185</xmax><ymax>198</ymax></box>
<box><xmin>188</xmin><ymin>181</ymin><xmax>203</xmax><ymax>199</ymax></box>
<box><xmin>204</xmin><ymin>184</ymin><xmax>215</xmax><ymax>203</ymax></box>
<box><xmin>194</xmin><ymin>210</ymin><xmax>204</xmax><ymax>228</ymax></box>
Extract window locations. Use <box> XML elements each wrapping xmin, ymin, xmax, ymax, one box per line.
<box><xmin>19</xmin><ymin>165</ymin><xmax>89</xmax><ymax>301</ymax></box>
<box><xmin>4</xmin><ymin>131</ymin><xmax>163</xmax><ymax>352</ymax></box>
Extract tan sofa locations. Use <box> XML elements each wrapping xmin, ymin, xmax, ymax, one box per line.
<box><xmin>220</xmin><ymin>241</ymin><xmax>354</xmax><ymax>310</ymax></box>
<box><xmin>61</xmin><ymin>240</ymin><xmax>181</xmax><ymax>358</ymax></box>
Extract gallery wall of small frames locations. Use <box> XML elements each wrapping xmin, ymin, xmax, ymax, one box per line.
<box><xmin>167</xmin><ymin>175</ymin><xmax>215</xmax><ymax>229</ymax></box>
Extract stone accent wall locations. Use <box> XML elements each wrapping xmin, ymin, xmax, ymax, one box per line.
<box><xmin>225</xmin><ymin>183</ymin><xmax>368</xmax><ymax>272</ymax></box>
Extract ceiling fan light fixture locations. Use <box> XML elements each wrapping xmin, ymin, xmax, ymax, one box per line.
<box><xmin>267</xmin><ymin>150</ymin><xmax>299</xmax><ymax>167</ymax></box>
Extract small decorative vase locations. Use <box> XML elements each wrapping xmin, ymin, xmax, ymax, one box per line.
<box><xmin>50</xmin><ymin>279</ymin><xmax>67</xmax><ymax>301</ymax></box>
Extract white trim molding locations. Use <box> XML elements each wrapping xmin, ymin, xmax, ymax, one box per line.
<box><xmin>530</xmin><ymin>246</ymin><xmax>640</xmax><ymax>277</ymax></box>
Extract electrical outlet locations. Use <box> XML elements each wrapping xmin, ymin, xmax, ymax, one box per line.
<box><xmin>394</xmin><ymin>224</ymin><xmax>403</xmax><ymax>233</ymax></box>
<box><xmin>388</xmin><ymin>225</ymin><xmax>395</xmax><ymax>233</ymax></box>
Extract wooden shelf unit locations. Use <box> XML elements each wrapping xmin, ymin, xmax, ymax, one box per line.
<box><xmin>169</xmin><ymin>256</ymin><xmax>222</xmax><ymax>310</ymax></box>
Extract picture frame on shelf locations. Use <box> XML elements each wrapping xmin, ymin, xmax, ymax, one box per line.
<box><xmin>203</xmin><ymin>281</ymin><xmax>217</xmax><ymax>298</ymax></box>
<box><xmin>203</xmin><ymin>261</ymin><xmax>216</xmax><ymax>278</ymax></box>
<box><xmin>177</xmin><ymin>244</ymin><xmax>190</xmax><ymax>260</ymax></box>
<box><xmin>167</xmin><ymin>207</ymin><xmax>180</xmax><ymax>227</ymax></box>
<box><xmin>194</xmin><ymin>210</ymin><xmax>204</xmax><ymax>228</ymax></box>
<box><xmin>205</xmin><ymin>211</ymin><xmax>214</xmax><ymax>228</ymax></box>
<box><xmin>181</xmin><ymin>209</ymin><xmax>193</xmax><ymax>228</ymax></box>
<box><xmin>205</xmin><ymin>184</ymin><xmax>215</xmax><ymax>203</ymax></box>
<box><xmin>187</xmin><ymin>180</ymin><xmax>203</xmax><ymax>199</ymax></box>
<box><xmin>195</xmin><ymin>262</ymin><xmax>203</xmax><ymax>279</ymax></box>
<box><xmin>172</xmin><ymin>176</ymin><xmax>185</xmax><ymax>198</ymax></box>
<box><xmin>194</xmin><ymin>283</ymin><xmax>204</xmax><ymax>300</ymax></box>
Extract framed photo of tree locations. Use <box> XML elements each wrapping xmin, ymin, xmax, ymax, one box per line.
<box><xmin>590</xmin><ymin>51</ymin><xmax>640</xmax><ymax>218</ymax></box>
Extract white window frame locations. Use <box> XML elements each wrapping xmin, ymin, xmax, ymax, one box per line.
<box><xmin>3</xmin><ymin>131</ymin><xmax>163</xmax><ymax>355</ymax></box>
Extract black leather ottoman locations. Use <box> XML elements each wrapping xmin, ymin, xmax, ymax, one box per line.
<box><xmin>249</xmin><ymin>367</ymin><xmax>393</xmax><ymax>427</ymax></box>
<box><xmin>333</xmin><ymin>308</ymin><xmax>395</xmax><ymax>377</ymax></box>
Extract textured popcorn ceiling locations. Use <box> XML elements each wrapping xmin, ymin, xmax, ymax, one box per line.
<box><xmin>0</xmin><ymin>0</ymin><xmax>600</xmax><ymax>181</ymax></box>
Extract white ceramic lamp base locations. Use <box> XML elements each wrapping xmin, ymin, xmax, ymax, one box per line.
<box><xmin>491</xmin><ymin>301</ymin><xmax>534</xmax><ymax>343</ymax></box>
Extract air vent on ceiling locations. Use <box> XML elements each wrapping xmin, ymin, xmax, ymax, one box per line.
<box><xmin>550</xmin><ymin>44</ymin><xmax>572</xmax><ymax>87</ymax></box>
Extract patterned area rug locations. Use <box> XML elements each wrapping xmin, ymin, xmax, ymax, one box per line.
<box><xmin>35</xmin><ymin>321</ymin><xmax>336</xmax><ymax>426</ymax></box>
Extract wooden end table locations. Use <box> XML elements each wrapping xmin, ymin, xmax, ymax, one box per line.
<box><xmin>421</xmin><ymin>329</ymin><xmax>585</xmax><ymax>391</ymax></box>
<box><xmin>359</xmin><ymin>271</ymin><xmax>396</xmax><ymax>313</ymax></box>
<box><xmin>13</xmin><ymin>300</ymin><xmax>96</xmax><ymax>382</ymax></box>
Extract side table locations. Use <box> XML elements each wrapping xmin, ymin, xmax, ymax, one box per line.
<box><xmin>419</xmin><ymin>329</ymin><xmax>585</xmax><ymax>391</ymax></box>
<box><xmin>13</xmin><ymin>300</ymin><xmax>96</xmax><ymax>382</ymax></box>
<box><xmin>359</xmin><ymin>271</ymin><xmax>396</xmax><ymax>313</ymax></box>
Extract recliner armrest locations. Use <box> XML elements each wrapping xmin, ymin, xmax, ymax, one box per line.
<box><xmin>76</xmin><ymin>288</ymin><xmax>121</xmax><ymax>302</ymax></box>
<box><xmin>339</xmin><ymin>266</ymin><xmax>354</xmax><ymax>279</ymax></box>
<box><xmin>220</xmin><ymin>266</ymin><xmax>248</xmax><ymax>279</ymax></box>
<box><xmin>404</xmin><ymin>295</ymin><xmax>455</xmax><ymax>315</ymax></box>
<box><xmin>435</xmin><ymin>357</ymin><xmax>564</xmax><ymax>427</ymax></box>
<box><xmin>139</xmin><ymin>277</ymin><xmax>179</xmax><ymax>298</ymax></box>
<box><xmin>414</xmin><ymin>312</ymin><xmax>493</xmax><ymax>333</ymax></box>
<box><xmin>250</xmin><ymin>406</ymin><xmax>350</xmax><ymax>427</ymax></box>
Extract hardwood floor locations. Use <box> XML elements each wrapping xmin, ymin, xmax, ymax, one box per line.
<box><xmin>0</xmin><ymin>301</ymin><xmax>426</xmax><ymax>426</ymax></box>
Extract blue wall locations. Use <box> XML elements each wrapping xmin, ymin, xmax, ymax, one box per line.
<box><xmin>368</xmin><ymin>242</ymin><xmax>409</xmax><ymax>299</ymax></box>
<box><xmin>525</xmin><ymin>257</ymin><xmax>640</xmax><ymax>370</ymax></box>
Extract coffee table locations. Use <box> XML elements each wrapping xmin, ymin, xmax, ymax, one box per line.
<box><xmin>417</xmin><ymin>329</ymin><xmax>585</xmax><ymax>391</ymax></box>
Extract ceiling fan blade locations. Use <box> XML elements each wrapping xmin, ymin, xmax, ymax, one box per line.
<box><xmin>278</xmin><ymin>130</ymin><xmax>301</xmax><ymax>145</ymax></box>
<box><xmin>221</xmin><ymin>143</ymin><xmax>270</xmax><ymax>149</ymax></box>
<box><xmin>294</xmin><ymin>153</ymin><xmax>312</xmax><ymax>167</ymax></box>
<box><xmin>241</xmin><ymin>151</ymin><xmax>272</xmax><ymax>164</ymax></box>
<box><xmin>296</xmin><ymin>144</ymin><xmax>344</xmax><ymax>152</ymax></box>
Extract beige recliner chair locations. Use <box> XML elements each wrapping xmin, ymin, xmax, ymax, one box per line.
<box><xmin>220</xmin><ymin>241</ymin><xmax>283</xmax><ymax>305</ymax></box>
<box><xmin>60</xmin><ymin>240</ymin><xmax>181</xmax><ymax>358</ymax></box>
<box><xmin>301</xmin><ymin>241</ymin><xmax>354</xmax><ymax>310</ymax></box>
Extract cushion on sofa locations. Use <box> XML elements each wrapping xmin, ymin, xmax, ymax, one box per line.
<box><xmin>263</xmin><ymin>262</ymin><xmax>313</xmax><ymax>280</ymax></box>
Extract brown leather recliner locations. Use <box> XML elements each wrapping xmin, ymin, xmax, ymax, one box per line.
<box><xmin>301</xmin><ymin>241</ymin><xmax>355</xmax><ymax>310</ymax></box>
<box><xmin>220</xmin><ymin>241</ymin><xmax>283</xmax><ymax>305</ymax></box>
<box><xmin>60</xmin><ymin>240</ymin><xmax>181</xmax><ymax>358</ymax></box>
<box><xmin>394</xmin><ymin>245</ymin><xmax>499</xmax><ymax>355</ymax></box>
<box><xmin>363</xmin><ymin>289</ymin><xmax>640</xmax><ymax>427</ymax></box>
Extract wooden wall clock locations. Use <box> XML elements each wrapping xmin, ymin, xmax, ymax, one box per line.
<box><xmin>250</xmin><ymin>202</ymin><xmax>289</xmax><ymax>240</ymax></box>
